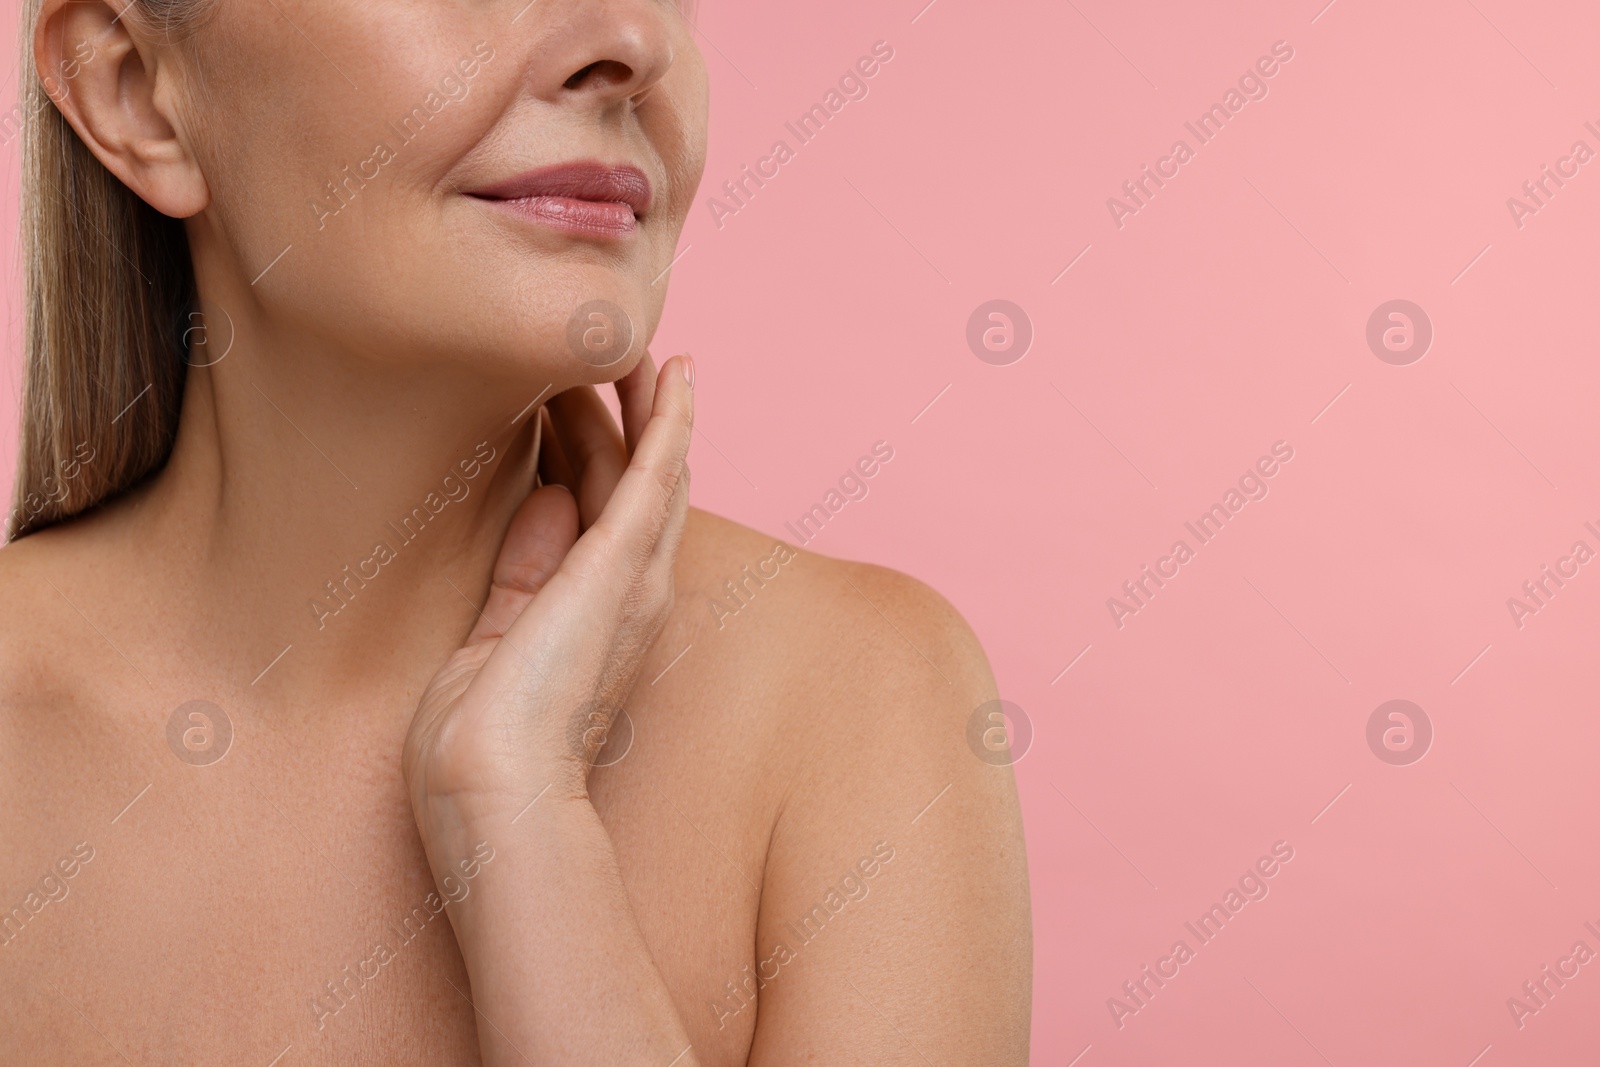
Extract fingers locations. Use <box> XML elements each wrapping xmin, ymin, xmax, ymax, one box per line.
<box><xmin>484</xmin><ymin>356</ymin><xmax>690</xmax><ymax>654</ymax></box>
<box><xmin>652</xmin><ymin>446</ymin><xmax>692</xmax><ymax>569</ymax></box>
<box><xmin>538</xmin><ymin>351</ymin><xmax>663</xmax><ymax>529</ymax></box>
<box><xmin>588</xmin><ymin>355</ymin><xmax>694</xmax><ymax>574</ymax></box>
<box><xmin>615</xmin><ymin>351</ymin><xmax>658</xmax><ymax>454</ymax></box>
<box><xmin>464</xmin><ymin>483</ymin><xmax>581</xmax><ymax>645</ymax></box>
<box><xmin>536</xmin><ymin>407</ymin><xmax>578</xmax><ymax>493</ymax></box>
<box><xmin>460</xmin><ymin>360</ymin><xmax>692</xmax><ymax>761</ymax></box>
<box><xmin>546</xmin><ymin>385</ymin><xmax>628</xmax><ymax>530</ymax></box>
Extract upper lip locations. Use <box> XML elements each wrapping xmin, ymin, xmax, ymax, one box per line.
<box><xmin>466</xmin><ymin>161</ymin><xmax>653</xmax><ymax>217</ymax></box>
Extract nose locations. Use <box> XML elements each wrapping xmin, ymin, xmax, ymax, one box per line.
<box><xmin>528</xmin><ymin>0</ymin><xmax>677</xmax><ymax>106</ymax></box>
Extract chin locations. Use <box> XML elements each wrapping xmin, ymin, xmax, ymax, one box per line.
<box><xmin>528</xmin><ymin>276</ymin><xmax>659</xmax><ymax>382</ymax></box>
<box><xmin>367</xmin><ymin>248</ymin><xmax>664</xmax><ymax>390</ymax></box>
<box><xmin>445</xmin><ymin>309</ymin><xmax>655</xmax><ymax>398</ymax></box>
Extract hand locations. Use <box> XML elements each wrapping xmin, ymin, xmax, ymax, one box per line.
<box><xmin>536</xmin><ymin>351</ymin><xmax>663</xmax><ymax>529</ymax></box>
<box><xmin>401</xmin><ymin>353</ymin><xmax>694</xmax><ymax>845</ymax></box>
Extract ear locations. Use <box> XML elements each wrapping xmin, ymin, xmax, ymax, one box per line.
<box><xmin>34</xmin><ymin>0</ymin><xmax>208</xmax><ymax>218</ymax></box>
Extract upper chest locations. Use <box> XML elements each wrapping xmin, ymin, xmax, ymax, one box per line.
<box><xmin>0</xmin><ymin>673</ymin><xmax>777</xmax><ymax>1066</ymax></box>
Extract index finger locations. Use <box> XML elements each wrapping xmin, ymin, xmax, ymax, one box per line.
<box><xmin>585</xmin><ymin>355</ymin><xmax>694</xmax><ymax>561</ymax></box>
<box><xmin>615</xmin><ymin>350</ymin><xmax>658</xmax><ymax>455</ymax></box>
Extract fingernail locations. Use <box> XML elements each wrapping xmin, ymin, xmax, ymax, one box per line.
<box><xmin>681</xmin><ymin>355</ymin><xmax>695</xmax><ymax>389</ymax></box>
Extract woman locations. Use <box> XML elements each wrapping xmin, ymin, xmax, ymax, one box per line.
<box><xmin>0</xmin><ymin>0</ymin><xmax>1031</xmax><ymax>1062</ymax></box>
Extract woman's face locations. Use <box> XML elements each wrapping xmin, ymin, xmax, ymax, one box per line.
<box><xmin>175</xmin><ymin>0</ymin><xmax>706</xmax><ymax>389</ymax></box>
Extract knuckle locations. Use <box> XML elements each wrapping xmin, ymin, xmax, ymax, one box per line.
<box><xmin>619</xmin><ymin>560</ymin><xmax>661</xmax><ymax>613</ymax></box>
<box><xmin>652</xmin><ymin>576</ymin><xmax>676</xmax><ymax>620</ymax></box>
<box><xmin>656</xmin><ymin>459</ymin><xmax>683</xmax><ymax>503</ymax></box>
<box><xmin>645</xmin><ymin>570</ymin><xmax>674</xmax><ymax>614</ymax></box>
<box><xmin>627</xmin><ymin>569</ymin><xmax>674</xmax><ymax>628</ymax></box>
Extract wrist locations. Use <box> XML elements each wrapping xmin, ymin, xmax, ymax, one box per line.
<box><xmin>410</xmin><ymin>761</ymin><xmax>592</xmax><ymax>867</ymax></box>
<box><xmin>418</xmin><ymin>794</ymin><xmax>614</xmax><ymax>949</ymax></box>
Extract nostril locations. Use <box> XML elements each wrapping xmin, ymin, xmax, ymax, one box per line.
<box><xmin>564</xmin><ymin>59</ymin><xmax>634</xmax><ymax>90</ymax></box>
<box><xmin>564</xmin><ymin>62</ymin><xmax>601</xmax><ymax>89</ymax></box>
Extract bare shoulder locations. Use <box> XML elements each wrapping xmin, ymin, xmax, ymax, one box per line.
<box><xmin>669</xmin><ymin>506</ymin><xmax>1007</xmax><ymax>798</ymax></box>
<box><xmin>673</xmin><ymin>506</ymin><xmax>995</xmax><ymax>706</ymax></box>
<box><xmin>0</xmin><ymin>517</ymin><xmax>136</xmax><ymax>771</ymax></box>
<box><xmin>0</xmin><ymin>499</ymin><xmax>148</xmax><ymax>682</ymax></box>
<box><xmin>0</xmin><ymin>527</ymin><xmax>115</xmax><ymax>887</ymax></box>
<box><xmin>675</xmin><ymin>508</ymin><xmax>1033</xmax><ymax>1062</ymax></box>
<box><xmin>0</xmin><ymin>530</ymin><xmax>77</xmax><ymax>710</ymax></box>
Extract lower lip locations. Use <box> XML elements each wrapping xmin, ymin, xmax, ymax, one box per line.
<box><xmin>477</xmin><ymin>195</ymin><xmax>638</xmax><ymax>237</ymax></box>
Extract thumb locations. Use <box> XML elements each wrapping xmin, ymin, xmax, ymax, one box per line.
<box><xmin>463</xmin><ymin>483</ymin><xmax>580</xmax><ymax>645</ymax></box>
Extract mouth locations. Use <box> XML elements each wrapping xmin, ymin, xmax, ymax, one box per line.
<box><xmin>465</xmin><ymin>161</ymin><xmax>653</xmax><ymax>238</ymax></box>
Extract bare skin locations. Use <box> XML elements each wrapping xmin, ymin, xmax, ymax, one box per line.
<box><xmin>0</xmin><ymin>485</ymin><xmax>1031</xmax><ymax>1065</ymax></box>
<box><xmin>1</xmin><ymin>0</ymin><xmax>1031</xmax><ymax>1063</ymax></box>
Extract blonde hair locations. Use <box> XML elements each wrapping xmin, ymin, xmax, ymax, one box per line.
<box><xmin>7</xmin><ymin>0</ymin><xmax>206</xmax><ymax>541</ymax></box>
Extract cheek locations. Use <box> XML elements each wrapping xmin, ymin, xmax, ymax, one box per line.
<box><xmin>193</xmin><ymin>1</ymin><xmax>503</xmax><ymax>235</ymax></box>
<box><xmin>190</xmin><ymin>25</ymin><xmax>507</xmax><ymax>322</ymax></box>
<box><xmin>183</xmin><ymin>8</ymin><xmax>709</xmax><ymax>385</ymax></box>
<box><xmin>650</xmin><ymin>54</ymin><xmax>711</xmax><ymax>221</ymax></box>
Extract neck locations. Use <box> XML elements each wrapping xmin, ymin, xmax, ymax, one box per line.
<box><xmin>123</xmin><ymin>324</ymin><xmax>556</xmax><ymax>710</ymax></box>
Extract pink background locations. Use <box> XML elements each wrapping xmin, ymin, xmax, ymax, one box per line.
<box><xmin>8</xmin><ymin>0</ymin><xmax>1600</xmax><ymax>1063</ymax></box>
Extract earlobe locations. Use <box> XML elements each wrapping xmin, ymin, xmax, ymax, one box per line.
<box><xmin>33</xmin><ymin>0</ymin><xmax>208</xmax><ymax>218</ymax></box>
